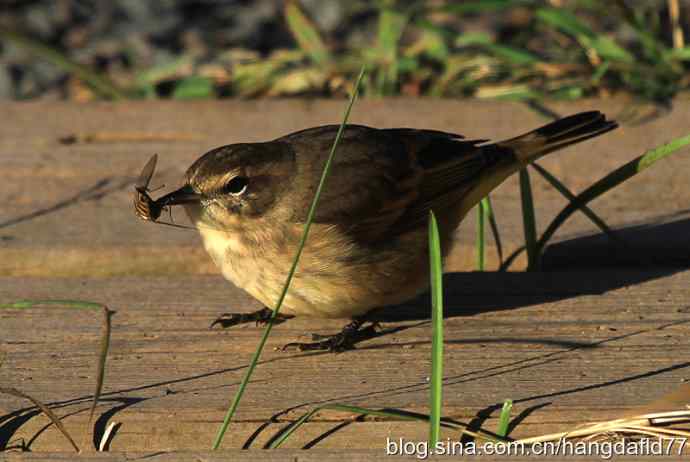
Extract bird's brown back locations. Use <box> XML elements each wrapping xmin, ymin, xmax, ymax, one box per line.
<box><xmin>274</xmin><ymin>124</ymin><xmax>509</xmax><ymax>245</ymax></box>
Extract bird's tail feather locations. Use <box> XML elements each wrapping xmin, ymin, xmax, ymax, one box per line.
<box><xmin>499</xmin><ymin>111</ymin><xmax>618</xmax><ymax>164</ymax></box>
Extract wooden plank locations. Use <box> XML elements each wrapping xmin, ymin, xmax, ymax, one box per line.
<box><xmin>2</xmin><ymin>99</ymin><xmax>690</xmax><ymax>277</ymax></box>
<box><xmin>4</xmin><ymin>449</ymin><xmax>684</xmax><ymax>462</ymax></box>
<box><xmin>1</xmin><ymin>271</ymin><xmax>689</xmax><ymax>451</ymax></box>
<box><xmin>2</xmin><ymin>99</ymin><xmax>689</xmax><ymax>457</ymax></box>
<box><xmin>7</xmin><ymin>449</ymin><xmax>679</xmax><ymax>462</ymax></box>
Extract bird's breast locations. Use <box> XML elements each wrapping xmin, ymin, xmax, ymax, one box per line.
<box><xmin>194</xmin><ymin>220</ymin><xmax>432</xmax><ymax>318</ymax></box>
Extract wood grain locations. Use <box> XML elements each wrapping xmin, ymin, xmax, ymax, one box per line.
<box><xmin>1</xmin><ymin>99</ymin><xmax>689</xmax><ymax>457</ymax></box>
<box><xmin>1</xmin><ymin>271</ymin><xmax>689</xmax><ymax>452</ymax></box>
<box><xmin>1</xmin><ymin>99</ymin><xmax>689</xmax><ymax>277</ymax></box>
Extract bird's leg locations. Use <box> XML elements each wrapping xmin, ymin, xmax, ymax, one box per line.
<box><xmin>210</xmin><ymin>307</ymin><xmax>291</xmax><ymax>328</ymax></box>
<box><xmin>281</xmin><ymin>317</ymin><xmax>378</xmax><ymax>352</ymax></box>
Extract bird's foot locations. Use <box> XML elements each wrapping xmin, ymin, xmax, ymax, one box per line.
<box><xmin>281</xmin><ymin>319</ymin><xmax>378</xmax><ymax>352</ymax></box>
<box><xmin>210</xmin><ymin>307</ymin><xmax>290</xmax><ymax>328</ymax></box>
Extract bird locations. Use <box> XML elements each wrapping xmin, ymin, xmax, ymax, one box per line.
<box><xmin>136</xmin><ymin>111</ymin><xmax>617</xmax><ymax>351</ymax></box>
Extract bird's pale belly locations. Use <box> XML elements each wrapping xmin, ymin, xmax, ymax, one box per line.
<box><xmin>197</xmin><ymin>223</ymin><xmax>432</xmax><ymax>318</ymax></box>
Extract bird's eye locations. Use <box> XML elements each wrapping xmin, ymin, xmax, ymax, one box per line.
<box><xmin>223</xmin><ymin>176</ymin><xmax>249</xmax><ymax>195</ymax></box>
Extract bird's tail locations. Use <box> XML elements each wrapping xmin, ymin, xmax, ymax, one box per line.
<box><xmin>498</xmin><ymin>111</ymin><xmax>618</xmax><ymax>164</ymax></box>
<box><xmin>454</xmin><ymin>111</ymin><xmax>617</xmax><ymax>220</ymax></box>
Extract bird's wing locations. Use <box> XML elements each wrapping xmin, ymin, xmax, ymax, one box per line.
<box><xmin>281</xmin><ymin>124</ymin><xmax>416</xmax><ymax>239</ymax></box>
<box><xmin>281</xmin><ymin>125</ymin><xmax>509</xmax><ymax>243</ymax></box>
<box><xmin>280</xmin><ymin>112</ymin><xmax>615</xmax><ymax>244</ymax></box>
<box><xmin>378</xmin><ymin>128</ymin><xmax>514</xmax><ymax>237</ymax></box>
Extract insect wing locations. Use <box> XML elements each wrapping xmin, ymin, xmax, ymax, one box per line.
<box><xmin>136</xmin><ymin>154</ymin><xmax>158</xmax><ymax>192</ymax></box>
<box><xmin>133</xmin><ymin>154</ymin><xmax>161</xmax><ymax>221</ymax></box>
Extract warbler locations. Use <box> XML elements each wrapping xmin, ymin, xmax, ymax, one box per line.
<box><xmin>137</xmin><ymin>111</ymin><xmax>617</xmax><ymax>351</ymax></box>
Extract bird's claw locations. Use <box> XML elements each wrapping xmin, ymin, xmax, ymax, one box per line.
<box><xmin>209</xmin><ymin>313</ymin><xmax>245</xmax><ymax>329</ymax></box>
<box><xmin>281</xmin><ymin>332</ymin><xmax>354</xmax><ymax>353</ymax></box>
<box><xmin>210</xmin><ymin>307</ymin><xmax>290</xmax><ymax>329</ymax></box>
<box><xmin>281</xmin><ymin>322</ymin><xmax>379</xmax><ymax>353</ymax></box>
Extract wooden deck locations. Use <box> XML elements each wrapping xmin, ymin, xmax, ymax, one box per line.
<box><xmin>1</xmin><ymin>99</ymin><xmax>689</xmax><ymax>459</ymax></box>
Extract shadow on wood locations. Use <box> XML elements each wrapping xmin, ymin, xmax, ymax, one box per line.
<box><xmin>542</xmin><ymin>211</ymin><xmax>690</xmax><ymax>269</ymax></box>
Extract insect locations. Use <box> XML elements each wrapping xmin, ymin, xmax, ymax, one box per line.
<box><xmin>133</xmin><ymin>154</ymin><xmax>163</xmax><ymax>222</ymax></box>
<box><xmin>133</xmin><ymin>155</ymin><xmax>196</xmax><ymax>230</ymax></box>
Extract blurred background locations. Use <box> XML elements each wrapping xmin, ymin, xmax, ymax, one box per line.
<box><xmin>1</xmin><ymin>0</ymin><xmax>689</xmax><ymax>104</ymax></box>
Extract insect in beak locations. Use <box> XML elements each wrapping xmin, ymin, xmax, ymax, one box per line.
<box><xmin>133</xmin><ymin>154</ymin><xmax>200</xmax><ymax>228</ymax></box>
<box><xmin>134</xmin><ymin>154</ymin><xmax>163</xmax><ymax>222</ymax></box>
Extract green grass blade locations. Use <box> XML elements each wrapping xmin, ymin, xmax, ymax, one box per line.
<box><xmin>378</xmin><ymin>2</ymin><xmax>408</xmax><ymax>54</ymax></box>
<box><xmin>428</xmin><ymin>210</ymin><xmax>444</xmax><ymax>446</ymax></box>
<box><xmin>536</xmin><ymin>8</ymin><xmax>634</xmax><ymax>63</ymax></box>
<box><xmin>0</xmin><ymin>29</ymin><xmax>129</xmax><ymax>100</ymax></box>
<box><xmin>613</xmin><ymin>0</ymin><xmax>668</xmax><ymax>61</ymax></box>
<box><xmin>376</xmin><ymin>1</ymin><xmax>409</xmax><ymax>95</ymax></box>
<box><xmin>496</xmin><ymin>399</ymin><xmax>513</xmax><ymax>437</ymax></box>
<box><xmin>284</xmin><ymin>0</ymin><xmax>330</xmax><ymax>66</ymax></box>
<box><xmin>136</xmin><ymin>56</ymin><xmax>193</xmax><ymax>87</ymax></box>
<box><xmin>269</xmin><ymin>403</ymin><xmax>504</xmax><ymax>448</ymax></box>
<box><xmin>667</xmin><ymin>47</ymin><xmax>690</xmax><ymax>61</ymax></box>
<box><xmin>172</xmin><ymin>76</ymin><xmax>215</xmax><ymax>99</ymax></box>
<box><xmin>0</xmin><ymin>299</ymin><xmax>103</xmax><ymax>309</ymax></box>
<box><xmin>535</xmin><ymin>8</ymin><xmax>596</xmax><ymax>39</ymax></box>
<box><xmin>476</xmin><ymin>84</ymin><xmax>542</xmax><ymax>101</ymax></box>
<box><xmin>211</xmin><ymin>66</ymin><xmax>366</xmax><ymax>450</ymax></box>
<box><xmin>269</xmin><ymin>408</ymin><xmax>320</xmax><ymax>448</ymax></box>
<box><xmin>410</xmin><ymin>21</ymin><xmax>450</xmax><ymax>62</ymax></box>
<box><xmin>476</xmin><ymin>201</ymin><xmax>486</xmax><ymax>271</ymax></box>
<box><xmin>535</xmin><ymin>133</ymin><xmax>690</xmax><ymax>257</ymax></box>
<box><xmin>456</xmin><ymin>33</ymin><xmax>539</xmax><ymax>65</ymax></box>
<box><xmin>269</xmin><ymin>404</ymin><xmax>425</xmax><ymax>449</ymax></box>
<box><xmin>484</xmin><ymin>195</ymin><xmax>504</xmax><ymax>267</ymax></box>
<box><xmin>441</xmin><ymin>0</ymin><xmax>531</xmax><ymax>14</ymax></box>
<box><xmin>530</xmin><ymin>163</ymin><xmax>618</xmax><ymax>241</ymax></box>
<box><xmin>518</xmin><ymin>168</ymin><xmax>538</xmax><ymax>270</ymax></box>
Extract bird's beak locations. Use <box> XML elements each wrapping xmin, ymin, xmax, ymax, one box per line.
<box><xmin>156</xmin><ymin>184</ymin><xmax>201</xmax><ymax>206</ymax></box>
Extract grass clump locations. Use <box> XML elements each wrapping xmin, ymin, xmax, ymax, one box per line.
<box><xmin>0</xmin><ymin>299</ymin><xmax>113</xmax><ymax>451</ymax></box>
<box><xmin>4</xmin><ymin>1</ymin><xmax>690</xmax><ymax>103</ymax></box>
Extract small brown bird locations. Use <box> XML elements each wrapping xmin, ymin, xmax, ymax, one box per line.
<box><xmin>136</xmin><ymin>111</ymin><xmax>616</xmax><ymax>351</ymax></box>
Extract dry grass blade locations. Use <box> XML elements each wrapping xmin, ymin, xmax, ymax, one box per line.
<box><xmin>88</xmin><ymin>306</ymin><xmax>113</xmax><ymax>423</ymax></box>
<box><xmin>516</xmin><ymin>409</ymin><xmax>690</xmax><ymax>445</ymax></box>
<box><xmin>0</xmin><ymin>387</ymin><xmax>80</xmax><ymax>452</ymax></box>
<box><xmin>626</xmin><ymin>383</ymin><xmax>690</xmax><ymax>417</ymax></box>
<box><xmin>516</xmin><ymin>384</ymin><xmax>690</xmax><ymax>447</ymax></box>
<box><xmin>668</xmin><ymin>0</ymin><xmax>685</xmax><ymax>50</ymax></box>
<box><xmin>0</xmin><ymin>299</ymin><xmax>113</xmax><ymax>450</ymax></box>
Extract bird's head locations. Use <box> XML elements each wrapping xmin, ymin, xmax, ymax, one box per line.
<box><xmin>156</xmin><ymin>142</ymin><xmax>296</xmax><ymax>231</ymax></box>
